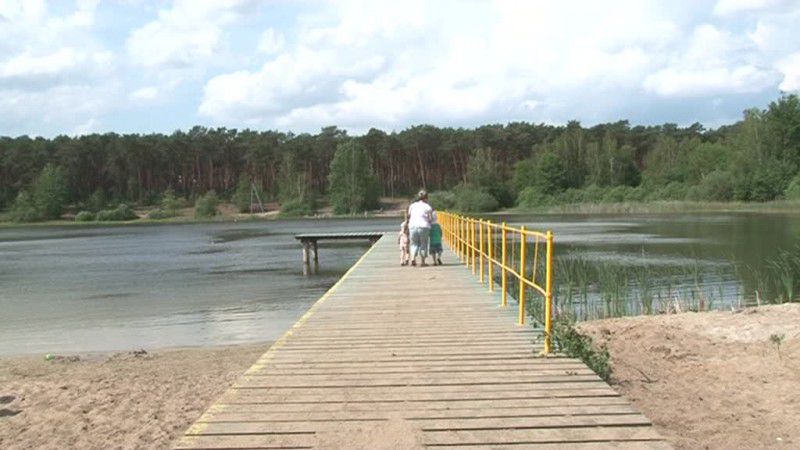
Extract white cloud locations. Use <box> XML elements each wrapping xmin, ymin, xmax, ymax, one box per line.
<box><xmin>713</xmin><ymin>0</ymin><xmax>785</xmax><ymax>15</ymax></box>
<box><xmin>643</xmin><ymin>23</ymin><xmax>778</xmax><ymax>97</ymax></box>
<box><xmin>129</xmin><ymin>86</ymin><xmax>159</xmax><ymax>101</ymax></box>
<box><xmin>126</xmin><ymin>0</ymin><xmax>257</xmax><ymax>68</ymax></box>
<box><xmin>777</xmin><ymin>52</ymin><xmax>800</xmax><ymax>91</ymax></box>
<box><xmin>644</xmin><ymin>66</ymin><xmax>776</xmax><ymax>96</ymax></box>
<box><xmin>0</xmin><ymin>0</ymin><xmax>118</xmax><ymax>135</ymax></box>
<box><xmin>257</xmin><ymin>28</ymin><xmax>285</xmax><ymax>55</ymax></box>
<box><xmin>199</xmin><ymin>0</ymin><xmax>678</xmax><ymax>131</ymax></box>
<box><xmin>71</xmin><ymin>117</ymin><xmax>98</xmax><ymax>136</ymax></box>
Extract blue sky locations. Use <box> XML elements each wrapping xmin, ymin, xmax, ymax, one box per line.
<box><xmin>1</xmin><ymin>0</ymin><xmax>799</xmax><ymax>137</ymax></box>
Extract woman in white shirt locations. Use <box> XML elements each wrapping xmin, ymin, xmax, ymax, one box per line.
<box><xmin>407</xmin><ymin>190</ymin><xmax>433</xmax><ymax>266</ymax></box>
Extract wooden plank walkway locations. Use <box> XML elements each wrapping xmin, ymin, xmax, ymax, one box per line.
<box><xmin>176</xmin><ymin>236</ymin><xmax>669</xmax><ymax>449</ymax></box>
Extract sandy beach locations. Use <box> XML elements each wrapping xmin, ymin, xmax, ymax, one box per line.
<box><xmin>579</xmin><ymin>304</ymin><xmax>800</xmax><ymax>449</ymax></box>
<box><xmin>0</xmin><ymin>343</ymin><xmax>269</xmax><ymax>450</ymax></box>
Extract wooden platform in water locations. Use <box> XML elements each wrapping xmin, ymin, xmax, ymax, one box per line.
<box><xmin>176</xmin><ymin>236</ymin><xmax>669</xmax><ymax>449</ymax></box>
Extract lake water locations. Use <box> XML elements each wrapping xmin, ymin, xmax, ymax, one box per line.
<box><xmin>2</xmin><ymin>212</ymin><xmax>799</xmax><ymax>355</ymax></box>
<box><xmin>502</xmin><ymin>212</ymin><xmax>800</xmax><ymax>319</ymax></box>
<box><xmin>0</xmin><ymin>219</ymin><xmax>397</xmax><ymax>356</ymax></box>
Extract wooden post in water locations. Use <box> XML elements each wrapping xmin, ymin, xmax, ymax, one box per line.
<box><xmin>302</xmin><ymin>241</ymin><xmax>310</xmax><ymax>264</ymax></box>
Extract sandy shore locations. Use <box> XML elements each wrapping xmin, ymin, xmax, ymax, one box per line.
<box><xmin>579</xmin><ymin>304</ymin><xmax>800</xmax><ymax>450</ymax></box>
<box><xmin>0</xmin><ymin>343</ymin><xmax>269</xmax><ymax>450</ymax></box>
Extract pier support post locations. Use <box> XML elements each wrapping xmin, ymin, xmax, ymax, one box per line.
<box><xmin>302</xmin><ymin>241</ymin><xmax>310</xmax><ymax>264</ymax></box>
<box><xmin>313</xmin><ymin>240</ymin><xmax>319</xmax><ymax>263</ymax></box>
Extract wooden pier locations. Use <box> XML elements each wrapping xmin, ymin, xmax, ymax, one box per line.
<box><xmin>295</xmin><ymin>232</ymin><xmax>384</xmax><ymax>264</ymax></box>
<box><xmin>176</xmin><ymin>236</ymin><xmax>669</xmax><ymax>449</ymax></box>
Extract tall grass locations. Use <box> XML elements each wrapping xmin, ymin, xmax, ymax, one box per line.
<box><xmin>486</xmin><ymin>238</ymin><xmax>800</xmax><ymax>327</ymax></box>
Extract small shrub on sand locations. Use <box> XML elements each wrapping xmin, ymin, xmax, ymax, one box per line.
<box><xmin>194</xmin><ymin>191</ymin><xmax>219</xmax><ymax>218</ymax></box>
<box><xmin>552</xmin><ymin>316</ymin><xmax>612</xmax><ymax>382</ymax></box>
<box><xmin>74</xmin><ymin>211</ymin><xmax>95</xmax><ymax>222</ymax></box>
<box><xmin>96</xmin><ymin>204</ymin><xmax>138</xmax><ymax>221</ymax></box>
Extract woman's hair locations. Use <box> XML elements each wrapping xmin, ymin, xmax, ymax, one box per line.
<box><xmin>417</xmin><ymin>189</ymin><xmax>428</xmax><ymax>201</ymax></box>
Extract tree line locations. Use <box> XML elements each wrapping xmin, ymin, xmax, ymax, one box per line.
<box><xmin>1</xmin><ymin>94</ymin><xmax>799</xmax><ymax>219</ymax></box>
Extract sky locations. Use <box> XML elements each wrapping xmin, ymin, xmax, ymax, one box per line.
<box><xmin>1</xmin><ymin>0</ymin><xmax>799</xmax><ymax>137</ymax></box>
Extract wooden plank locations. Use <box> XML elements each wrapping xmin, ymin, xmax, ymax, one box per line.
<box><xmin>208</xmin><ymin>396</ymin><xmax>635</xmax><ymax>414</ymax></box>
<box><xmin>233</xmin><ymin>376</ymin><xmax>604</xmax><ymax>388</ymax></box>
<box><xmin>217</xmin><ymin>389</ymin><xmax>621</xmax><ymax>404</ymax></box>
<box><xmin>192</xmin><ymin>414</ymin><xmax>652</xmax><ymax>434</ymax></box>
<box><xmin>199</xmin><ymin>404</ymin><xmax>642</xmax><ymax>422</ymax></box>
<box><xmin>422</xmin><ymin>426</ymin><xmax>665</xmax><ymax>446</ymax></box>
<box><xmin>176</xmin><ymin>236</ymin><xmax>668</xmax><ymax>449</ymax></box>
<box><xmin>443</xmin><ymin>443</ymin><xmax>673</xmax><ymax>450</ymax></box>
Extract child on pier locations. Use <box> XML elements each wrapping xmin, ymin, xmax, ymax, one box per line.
<box><xmin>429</xmin><ymin>213</ymin><xmax>443</xmax><ymax>265</ymax></box>
<box><xmin>398</xmin><ymin>220</ymin><xmax>410</xmax><ymax>266</ymax></box>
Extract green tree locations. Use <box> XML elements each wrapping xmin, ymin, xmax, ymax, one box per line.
<box><xmin>8</xmin><ymin>190</ymin><xmax>40</xmax><ymax>222</ymax></box>
<box><xmin>537</xmin><ymin>152</ymin><xmax>568</xmax><ymax>194</ymax></box>
<box><xmin>328</xmin><ymin>141</ymin><xmax>378</xmax><ymax>214</ymax></box>
<box><xmin>194</xmin><ymin>190</ymin><xmax>219</xmax><ymax>218</ymax></box>
<box><xmin>32</xmin><ymin>164</ymin><xmax>68</xmax><ymax>220</ymax></box>
<box><xmin>233</xmin><ymin>175</ymin><xmax>255</xmax><ymax>213</ymax></box>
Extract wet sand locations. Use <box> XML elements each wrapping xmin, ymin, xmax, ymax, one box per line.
<box><xmin>0</xmin><ymin>343</ymin><xmax>269</xmax><ymax>450</ymax></box>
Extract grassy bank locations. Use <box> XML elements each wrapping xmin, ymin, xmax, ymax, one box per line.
<box><xmin>507</xmin><ymin>199</ymin><xmax>800</xmax><ymax>215</ymax></box>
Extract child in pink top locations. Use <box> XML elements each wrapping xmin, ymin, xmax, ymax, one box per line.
<box><xmin>398</xmin><ymin>220</ymin><xmax>410</xmax><ymax>266</ymax></box>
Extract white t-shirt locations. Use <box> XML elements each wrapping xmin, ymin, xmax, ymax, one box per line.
<box><xmin>407</xmin><ymin>201</ymin><xmax>433</xmax><ymax>228</ymax></box>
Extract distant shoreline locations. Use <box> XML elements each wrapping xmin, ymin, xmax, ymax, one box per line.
<box><xmin>4</xmin><ymin>199</ymin><xmax>800</xmax><ymax>228</ymax></box>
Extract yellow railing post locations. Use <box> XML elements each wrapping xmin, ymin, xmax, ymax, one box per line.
<box><xmin>544</xmin><ymin>230</ymin><xmax>554</xmax><ymax>354</ymax></box>
<box><xmin>501</xmin><ymin>222</ymin><xmax>507</xmax><ymax>307</ymax></box>
<box><xmin>463</xmin><ymin>217</ymin><xmax>469</xmax><ymax>267</ymax></box>
<box><xmin>518</xmin><ymin>226</ymin><xmax>527</xmax><ymax>325</ymax></box>
<box><xmin>479</xmin><ymin>220</ymin><xmax>485</xmax><ymax>284</ymax></box>
<box><xmin>471</xmin><ymin>219</ymin><xmax>476</xmax><ymax>274</ymax></box>
<box><xmin>487</xmin><ymin>221</ymin><xmax>494</xmax><ymax>292</ymax></box>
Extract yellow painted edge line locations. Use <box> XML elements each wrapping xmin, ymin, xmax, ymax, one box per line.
<box><xmin>180</xmin><ymin>236</ymin><xmax>384</xmax><ymax>440</ymax></box>
<box><xmin>241</xmin><ymin>235</ymin><xmax>384</xmax><ymax>376</ymax></box>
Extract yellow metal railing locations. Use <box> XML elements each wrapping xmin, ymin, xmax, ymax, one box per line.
<box><xmin>438</xmin><ymin>212</ymin><xmax>554</xmax><ymax>354</ymax></box>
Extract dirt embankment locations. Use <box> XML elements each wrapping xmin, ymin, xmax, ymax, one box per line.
<box><xmin>0</xmin><ymin>343</ymin><xmax>268</xmax><ymax>450</ymax></box>
<box><xmin>578</xmin><ymin>304</ymin><xmax>800</xmax><ymax>450</ymax></box>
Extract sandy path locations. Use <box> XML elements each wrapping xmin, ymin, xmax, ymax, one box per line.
<box><xmin>0</xmin><ymin>343</ymin><xmax>268</xmax><ymax>450</ymax></box>
<box><xmin>579</xmin><ymin>304</ymin><xmax>800</xmax><ymax>450</ymax></box>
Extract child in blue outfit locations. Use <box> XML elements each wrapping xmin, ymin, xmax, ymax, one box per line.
<box><xmin>429</xmin><ymin>213</ymin><xmax>443</xmax><ymax>265</ymax></box>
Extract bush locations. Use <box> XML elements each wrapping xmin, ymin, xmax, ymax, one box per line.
<box><xmin>8</xmin><ymin>190</ymin><xmax>40</xmax><ymax>222</ymax></box>
<box><xmin>647</xmin><ymin>181</ymin><xmax>689</xmax><ymax>201</ymax></box>
<box><xmin>624</xmin><ymin>185</ymin><xmax>650</xmax><ymax>202</ymax></box>
<box><xmin>580</xmin><ymin>184</ymin><xmax>606</xmax><ymax>203</ymax></box>
<box><xmin>516</xmin><ymin>186</ymin><xmax>552</xmax><ymax>208</ymax></box>
<box><xmin>74</xmin><ymin>211</ymin><xmax>95</xmax><ymax>222</ymax></box>
<box><xmin>147</xmin><ymin>208</ymin><xmax>176</xmax><ymax>220</ymax></box>
<box><xmin>487</xmin><ymin>184</ymin><xmax>515</xmax><ymax>208</ymax></box>
<box><xmin>453</xmin><ymin>184</ymin><xmax>499</xmax><ymax>212</ymax></box>
<box><xmin>86</xmin><ymin>189</ymin><xmax>107</xmax><ymax>212</ymax></box>
<box><xmin>428</xmin><ymin>190</ymin><xmax>456</xmax><ymax>210</ymax></box>
<box><xmin>161</xmin><ymin>188</ymin><xmax>187</xmax><ymax>212</ymax></box>
<box><xmin>697</xmin><ymin>170</ymin><xmax>735</xmax><ymax>201</ymax></box>
<box><xmin>233</xmin><ymin>176</ymin><xmax>260</xmax><ymax>213</ymax></box>
<box><xmin>96</xmin><ymin>204</ymin><xmax>138</xmax><ymax>221</ymax></box>
<box><xmin>194</xmin><ymin>191</ymin><xmax>219</xmax><ymax>218</ymax></box>
<box><xmin>785</xmin><ymin>175</ymin><xmax>800</xmax><ymax>200</ymax></box>
<box><xmin>279</xmin><ymin>199</ymin><xmax>316</xmax><ymax>217</ymax></box>
<box><xmin>601</xmin><ymin>185</ymin><xmax>632</xmax><ymax>203</ymax></box>
<box><xmin>552</xmin><ymin>316</ymin><xmax>612</xmax><ymax>382</ymax></box>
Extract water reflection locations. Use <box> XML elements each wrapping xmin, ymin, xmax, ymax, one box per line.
<box><xmin>0</xmin><ymin>219</ymin><xmax>397</xmax><ymax>355</ymax></box>
<box><xmin>3</xmin><ymin>213</ymin><xmax>800</xmax><ymax>354</ymax></box>
<box><xmin>493</xmin><ymin>212</ymin><xmax>800</xmax><ymax>320</ymax></box>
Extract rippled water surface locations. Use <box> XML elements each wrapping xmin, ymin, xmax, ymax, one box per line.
<box><xmin>3</xmin><ymin>212</ymin><xmax>800</xmax><ymax>355</ymax></box>
<box><xmin>0</xmin><ymin>219</ymin><xmax>396</xmax><ymax>355</ymax></box>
